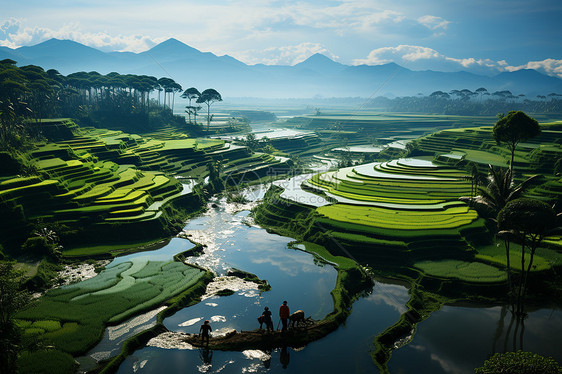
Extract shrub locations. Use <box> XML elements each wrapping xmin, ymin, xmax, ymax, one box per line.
<box><xmin>475</xmin><ymin>351</ymin><xmax>562</xmax><ymax>374</ymax></box>
<box><xmin>21</xmin><ymin>236</ymin><xmax>55</xmax><ymax>257</ymax></box>
<box><xmin>17</xmin><ymin>349</ymin><xmax>77</xmax><ymax>374</ymax></box>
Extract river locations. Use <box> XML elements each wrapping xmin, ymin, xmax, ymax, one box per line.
<box><xmin>72</xmin><ymin>170</ymin><xmax>562</xmax><ymax>373</ymax></box>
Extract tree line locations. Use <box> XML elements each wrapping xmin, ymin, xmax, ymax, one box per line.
<box><xmin>368</xmin><ymin>88</ymin><xmax>562</xmax><ymax>115</ymax></box>
<box><xmin>181</xmin><ymin>87</ymin><xmax>222</xmax><ymax>131</ymax></box>
<box><xmin>0</xmin><ymin>59</ymin><xmax>224</xmax><ymax>149</ymax></box>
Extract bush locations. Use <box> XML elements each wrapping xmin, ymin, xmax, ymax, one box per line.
<box><xmin>21</xmin><ymin>237</ymin><xmax>55</xmax><ymax>258</ymax></box>
<box><xmin>475</xmin><ymin>351</ymin><xmax>562</xmax><ymax>374</ymax></box>
<box><xmin>17</xmin><ymin>349</ymin><xmax>77</xmax><ymax>374</ymax></box>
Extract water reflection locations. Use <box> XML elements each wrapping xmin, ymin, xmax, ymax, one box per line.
<box><xmin>108</xmin><ymin>190</ymin><xmax>562</xmax><ymax>374</ymax></box>
<box><xmin>279</xmin><ymin>346</ymin><xmax>290</xmax><ymax>369</ymax></box>
<box><xmin>389</xmin><ymin>306</ymin><xmax>562</xmax><ymax>374</ymax></box>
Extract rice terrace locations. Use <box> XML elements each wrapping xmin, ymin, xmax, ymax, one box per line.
<box><xmin>1</xmin><ymin>2</ymin><xmax>562</xmax><ymax>374</ymax></box>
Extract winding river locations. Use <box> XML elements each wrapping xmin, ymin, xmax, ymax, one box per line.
<box><xmin>76</xmin><ymin>173</ymin><xmax>562</xmax><ymax>373</ymax></box>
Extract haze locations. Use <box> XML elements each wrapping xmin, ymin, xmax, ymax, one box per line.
<box><xmin>2</xmin><ymin>0</ymin><xmax>561</xmax><ymax>78</ymax></box>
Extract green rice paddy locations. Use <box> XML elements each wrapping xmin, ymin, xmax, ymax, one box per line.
<box><xmin>0</xmin><ymin>120</ymin><xmax>290</xmax><ymax>251</ymax></box>
<box><xmin>16</xmin><ymin>259</ymin><xmax>207</xmax><ymax>355</ymax></box>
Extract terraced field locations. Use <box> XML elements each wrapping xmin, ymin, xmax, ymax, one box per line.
<box><xmin>0</xmin><ymin>120</ymin><xmax>289</xmax><ymax>251</ymax></box>
<box><xmin>282</xmin><ymin>112</ymin><xmax>497</xmax><ymax>149</ymax></box>
<box><xmin>308</xmin><ymin>158</ymin><xmax>472</xmax><ymax>208</ymax></box>
<box><xmin>16</xmin><ymin>258</ymin><xmax>209</xmax><ymax>355</ymax></box>
<box><xmin>419</xmin><ymin>123</ymin><xmax>562</xmax><ymax>176</ymax></box>
<box><xmin>255</xmin><ymin>158</ymin><xmax>518</xmax><ymax>285</ymax></box>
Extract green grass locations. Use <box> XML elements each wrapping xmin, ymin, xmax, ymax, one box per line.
<box><xmin>294</xmin><ymin>241</ymin><xmax>358</xmax><ymax>270</ymax></box>
<box><xmin>18</xmin><ymin>349</ymin><xmax>77</xmax><ymax>374</ymax></box>
<box><xmin>317</xmin><ymin>203</ymin><xmax>478</xmax><ymax>230</ymax></box>
<box><xmin>475</xmin><ymin>243</ymin><xmax>559</xmax><ymax>272</ymax></box>
<box><xmin>414</xmin><ymin>260</ymin><xmax>507</xmax><ymax>282</ymax></box>
<box><xmin>308</xmin><ymin>160</ymin><xmax>473</xmax><ymax>208</ymax></box>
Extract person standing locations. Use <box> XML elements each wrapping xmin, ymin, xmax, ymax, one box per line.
<box><xmin>262</xmin><ymin>307</ymin><xmax>274</xmax><ymax>332</ymax></box>
<box><xmin>200</xmin><ymin>320</ymin><xmax>212</xmax><ymax>344</ymax></box>
<box><xmin>279</xmin><ymin>301</ymin><xmax>290</xmax><ymax>332</ymax></box>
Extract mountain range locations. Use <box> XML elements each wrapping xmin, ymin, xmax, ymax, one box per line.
<box><xmin>2</xmin><ymin>38</ymin><xmax>561</xmax><ymax>98</ymax></box>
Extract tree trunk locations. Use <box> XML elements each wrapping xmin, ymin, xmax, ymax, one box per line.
<box><xmin>207</xmin><ymin>103</ymin><xmax>211</xmax><ymax>132</ymax></box>
<box><xmin>504</xmin><ymin>239</ymin><xmax>514</xmax><ymax>312</ymax></box>
<box><xmin>520</xmin><ymin>235</ymin><xmax>540</xmax><ymax>316</ymax></box>
<box><xmin>509</xmin><ymin>142</ymin><xmax>516</xmax><ymax>176</ymax></box>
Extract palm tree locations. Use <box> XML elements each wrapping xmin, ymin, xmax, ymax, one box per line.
<box><xmin>466</xmin><ymin>165</ymin><xmax>540</xmax><ymax>218</ymax></box>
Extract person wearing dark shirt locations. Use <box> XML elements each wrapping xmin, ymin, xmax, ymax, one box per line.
<box><xmin>262</xmin><ymin>307</ymin><xmax>273</xmax><ymax>332</ymax></box>
<box><xmin>200</xmin><ymin>320</ymin><xmax>212</xmax><ymax>344</ymax></box>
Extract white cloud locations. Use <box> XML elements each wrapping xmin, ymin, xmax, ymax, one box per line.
<box><xmin>0</xmin><ymin>21</ymin><xmax>159</xmax><ymax>52</ymax></box>
<box><xmin>353</xmin><ymin>45</ymin><xmax>562</xmax><ymax>79</ymax></box>
<box><xmin>0</xmin><ymin>1</ymin><xmax>442</xmax><ymax>58</ymax></box>
<box><xmin>353</xmin><ymin>45</ymin><xmax>442</xmax><ymax>65</ymax></box>
<box><xmin>505</xmin><ymin>59</ymin><xmax>562</xmax><ymax>78</ymax></box>
<box><xmin>417</xmin><ymin>15</ymin><xmax>451</xmax><ymax>31</ymax></box>
<box><xmin>0</xmin><ymin>18</ymin><xmax>22</xmax><ymax>41</ymax></box>
<box><xmin>235</xmin><ymin>43</ymin><xmax>339</xmax><ymax>66</ymax></box>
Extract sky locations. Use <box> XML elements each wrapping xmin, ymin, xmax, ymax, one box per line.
<box><xmin>1</xmin><ymin>0</ymin><xmax>561</xmax><ymax>78</ymax></box>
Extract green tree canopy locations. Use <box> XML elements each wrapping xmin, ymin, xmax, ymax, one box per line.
<box><xmin>475</xmin><ymin>350</ymin><xmax>562</xmax><ymax>374</ymax></box>
<box><xmin>493</xmin><ymin>111</ymin><xmax>541</xmax><ymax>174</ymax></box>
<box><xmin>0</xmin><ymin>262</ymin><xmax>30</xmax><ymax>373</ymax></box>
<box><xmin>497</xmin><ymin>198</ymin><xmax>556</xmax><ymax>235</ymax></box>
<box><xmin>197</xmin><ymin>88</ymin><xmax>222</xmax><ymax>131</ymax></box>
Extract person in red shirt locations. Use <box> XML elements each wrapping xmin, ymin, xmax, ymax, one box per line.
<box><xmin>279</xmin><ymin>301</ymin><xmax>290</xmax><ymax>332</ymax></box>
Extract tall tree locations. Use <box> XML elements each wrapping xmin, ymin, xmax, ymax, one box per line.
<box><xmin>480</xmin><ymin>166</ymin><xmax>540</xmax><ymax>215</ymax></box>
<box><xmin>0</xmin><ymin>262</ymin><xmax>30</xmax><ymax>373</ymax></box>
<box><xmin>196</xmin><ymin>88</ymin><xmax>222</xmax><ymax>131</ymax></box>
<box><xmin>493</xmin><ymin>111</ymin><xmax>541</xmax><ymax>175</ymax></box>
<box><xmin>181</xmin><ymin>87</ymin><xmax>200</xmax><ymax>123</ymax></box>
<box><xmin>497</xmin><ymin>198</ymin><xmax>559</xmax><ymax>316</ymax></box>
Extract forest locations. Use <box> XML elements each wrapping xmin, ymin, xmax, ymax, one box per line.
<box><xmin>368</xmin><ymin>89</ymin><xmax>562</xmax><ymax>115</ymax></box>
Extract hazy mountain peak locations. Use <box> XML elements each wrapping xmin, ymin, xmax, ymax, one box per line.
<box><xmin>1</xmin><ymin>39</ymin><xmax>560</xmax><ymax>97</ymax></box>
<box><xmin>296</xmin><ymin>53</ymin><xmax>342</xmax><ymax>66</ymax></box>
<box><xmin>146</xmin><ymin>38</ymin><xmax>201</xmax><ymax>56</ymax></box>
<box><xmin>15</xmin><ymin>38</ymin><xmax>106</xmax><ymax>59</ymax></box>
<box><xmin>19</xmin><ymin>38</ymin><xmax>90</xmax><ymax>50</ymax></box>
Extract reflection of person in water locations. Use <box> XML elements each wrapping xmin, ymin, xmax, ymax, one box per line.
<box><xmin>263</xmin><ymin>349</ymin><xmax>272</xmax><ymax>369</ymax></box>
<box><xmin>280</xmin><ymin>346</ymin><xmax>290</xmax><ymax>369</ymax></box>
<box><xmin>199</xmin><ymin>348</ymin><xmax>213</xmax><ymax>365</ymax></box>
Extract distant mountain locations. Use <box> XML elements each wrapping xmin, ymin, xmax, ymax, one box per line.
<box><xmin>1</xmin><ymin>38</ymin><xmax>561</xmax><ymax>98</ymax></box>
<box><xmin>294</xmin><ymin>53</ymin><xmax>346</xmax><ymax>74</ymax></box>
<box><xmin>493</xmin><ymin>69</ymin><xmax>562</xmax><ymax>95</ymax></box>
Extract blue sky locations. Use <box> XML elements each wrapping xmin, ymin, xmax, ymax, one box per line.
<box><xmin>1</xmin><ymin>0</ymin><xmax>561</xmax><ymax>77</ymax></box>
